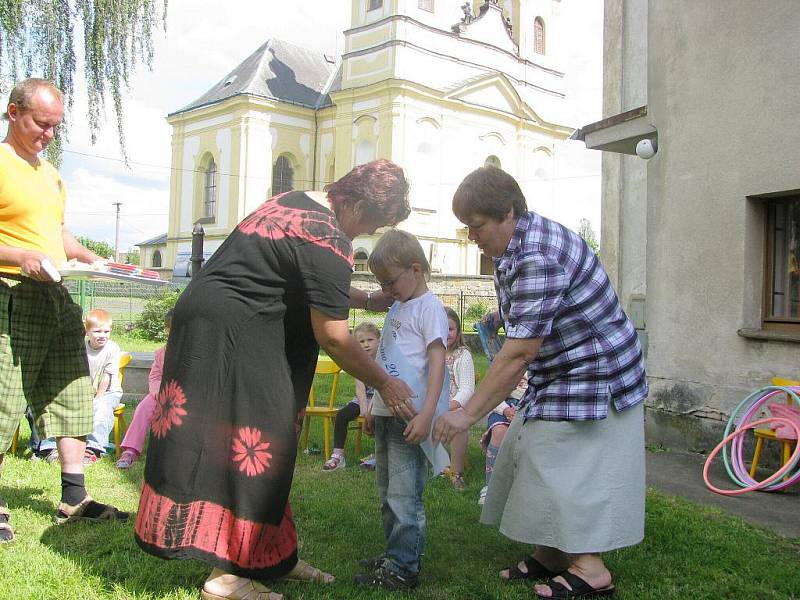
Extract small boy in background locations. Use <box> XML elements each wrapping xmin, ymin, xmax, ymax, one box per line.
<box><xmin>35</xmin><ymin>308</ymin><xmax>123</xmax><ymax>464</ymax></box>
<box><xmin>83</xmin><ymin>309</ymin><xmax>124</xmax><ymax>463</ymax></box>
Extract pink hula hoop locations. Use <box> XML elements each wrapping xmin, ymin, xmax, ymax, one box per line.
<box><xmin>703</xmin><ymin>417</ymin><xmax>800</xmax><ymax>496</ymax></box>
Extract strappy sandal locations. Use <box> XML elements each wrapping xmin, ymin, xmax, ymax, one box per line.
<box><xmin>54</xmin><ymin>496</ymin><xmax>130</xmax><ymax>525</ymax></box>
<box><xmin>201</xmin><ymin>575</ymin><xmax>283</xmax><ymax>600</ymax></box>
<box><xmin>534</xmin><ymin>571</ymin><xmax>615</xmax><ymax>598</ymax></box>
<box><xmin>501</xmin><ymin>556</ymin><xmax>559</xmax><ymax>581</ymax></box>
<box><xmin>278</xmin><ymin>559</ymin><xmax>335</xmax><ymax>584</ymax></box>
<box><xmin>0</xmin><ymin>505</ymin><xmax>14</xmax><ymax>543</ymax></box>
<box><xmin>322</xmin><ymin>455</ymin><xmax>344</xmax><ymax>472</ymax></box>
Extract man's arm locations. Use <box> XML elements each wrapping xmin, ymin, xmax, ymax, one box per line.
<box><xmin>63</xmin><ymin>229</ymin><xmax>105</xmax><ymax>263</ymax></box>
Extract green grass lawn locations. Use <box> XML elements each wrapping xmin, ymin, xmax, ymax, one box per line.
<box><xmin>2</xmin><ymin>353</ymin><xmax>798</xmax><ymax>599</ymax></box>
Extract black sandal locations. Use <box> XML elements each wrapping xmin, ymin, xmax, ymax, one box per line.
<box><xmin>502</xmin><ymin>556</ymin><xmax>558</xmax><ymax>581</ymax></box>
<box><xmin>0</xmin><ymin>505</ymin><xmax>14</xmax><ymax>543</ymax></box>
<box><xmin>535</xmin><ymin>571</ymin><xmax>615</xmax><ymax>598</ymax></box>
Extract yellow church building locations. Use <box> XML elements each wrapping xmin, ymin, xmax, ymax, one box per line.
<box><xmin>140</xmin><ymin>0</ymin><xmax>576</xmax><ymax>278</ymax></box>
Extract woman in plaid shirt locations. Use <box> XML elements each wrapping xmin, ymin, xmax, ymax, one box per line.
<box><xmin>434</xmin><ymin>166</ymin><xmax>647</xmax><ymax>599</ymax></box>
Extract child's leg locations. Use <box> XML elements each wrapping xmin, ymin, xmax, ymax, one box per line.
<box><xmin>450</xmin><ymin>429</ymin><xmax>468</xmax><ymax>475</ymax></box>
<box><xmin>86</xmin><ymin>391</ymin><xmax>122</xmax><ymax>455</ymax></box>
<box><xmin>374</xmin><ymin>416</ymin><xmax>393</xmax><ymax>543</ymax></box>
<box><xmin>383</xmin><ymin>417</ymin><xmax>427</xmax><ymax>577</ymax></box>
<box><xmin>332</xmin><ymin>401</ymin><xmax>360</xmax><ymax>453</ymax></box>
<box><xmin>485</xmin><ymin>423</ymin><xmax>509</xmax><ymax>486</ymax></box>
<box><xmin>119</xmin><ymin>393</ymin><xmax>156</xmax><ymax>455</ymax></box>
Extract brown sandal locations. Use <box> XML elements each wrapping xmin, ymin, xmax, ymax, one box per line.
<box><xmin>54</xmin><ymin>496</ymin><xmax>130</xmax><ymax>525</ymax></box>
<box><xmin>279</xmin><ymin>559</ymin><xmax>335</xmax><ymax>584</ymax></box>
<box><xmin>0</xmin><ymin>506</ymin><xmax>14</xmax><ymax>543</ymax></box>
<box><xmin>201</xmin><ymin>574</ymin><xmax>282</xmax><ymax>600</ymax></box>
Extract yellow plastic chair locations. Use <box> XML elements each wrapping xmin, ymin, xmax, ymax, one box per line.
<box><xmin>300</xmin><ymin>358</ymin><xmax>341</xmax><ymax>459</ymax></box>
<box><xmin>112</xmin><ymin>353</ymin><xmax>133</xmax><ymax>457</ymax></box>
<box><xmin>749</xmin><ymin>376</ymin><xmax>800</xmax><ymax>479</ymax></box>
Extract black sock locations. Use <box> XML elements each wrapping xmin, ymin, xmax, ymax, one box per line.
<box><xmin>61</xmin><ymin>472</ymin><xmax>88</xmax><ymax>506</ymax></box>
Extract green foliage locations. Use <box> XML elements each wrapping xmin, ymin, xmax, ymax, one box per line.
<box><xmin>578</xmin><ymin>217</ymin><xmax>600</xmax><ymax>256</ymax></box>
<box><xmin>125</xmin><ymin>250</ymin><xmax>140</xmax><ymax>265</ymax></box>
<box><xmin>77</xmin><ymin>236</ymin><xmax>114</xmax><ymax>259</ymax></box>
<box><xmin>132</xmin><ymin>288</ymin><xmax>179</xmax><ymax>341</ymax></box>
<box><xmin>0</xmin><ymin>0</ymin><xmax>168</xmax><ymax>165</ymax></box>
<box><xmin>465</xmin><ymin>300</ymin><xmax>490</xmax><ymax>326</ymax></box>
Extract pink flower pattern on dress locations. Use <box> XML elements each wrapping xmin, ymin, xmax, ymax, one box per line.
<box><xmin>151</xmin><ymin>380</ymin><xmax>188</xmax><ymax>438</ymax></box>
<box><xmin>232</xmin><ymin>427</ymin><xmax>273</xmax><ymax>477</ymax></box>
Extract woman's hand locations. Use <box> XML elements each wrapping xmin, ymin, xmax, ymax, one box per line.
<box><xmin>403</xmin><ymin>411</ymin><xmax>433</xmax><ymax>445</ymax></box>
<box><xmin>366</xmin><ymin>290</ymin><xmax>394</xmax><ymax>312</ymax></box>
<box><xmin>377</xmin><ymin>377</ymin><xmax>417</xmax><ymax>421</ymax></box>
<box><xmin>432</xmin><ymin>407</ymin><xmax>473</xmax><ymax>445</ymax></box>
<box><xmin>448</xmin><ymin>400</ymin><xmax>460</xmax><ymax>411</ymax></box>
<box><xmin>502</xmin><ymin>406</ymin><xmax>516</xmax><ymax>420</ymax></box>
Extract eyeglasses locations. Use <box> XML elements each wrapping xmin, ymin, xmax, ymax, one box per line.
<box><xmin>377</xmin><ymin>267</ymin><xmax>410</xmax><ymax>289</ymax></box>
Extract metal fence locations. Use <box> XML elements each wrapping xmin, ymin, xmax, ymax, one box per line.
<box><xmin>65</xmin><ymin>280</ymin><xmax>498</xmax><ymax>333</ymax></box>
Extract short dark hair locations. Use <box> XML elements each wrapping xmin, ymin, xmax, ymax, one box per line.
<box><xmin>325</xmin><ymin>159</ymin><xmax>411</xmax><ymax>228</ymax></box>
<box><xmin>452</xmin><ymin>166</ymin><xmax>527</xmax><ymax>221</ymax></box>
<box><xmin>165</xmin><ymin>308</ymin><xmax>175</xmax><ymax>328</ymax></box>
<box><xmin>2</xmin><ymin>78</ymin><xmax>63</xmax><ymax>120</ymax></box>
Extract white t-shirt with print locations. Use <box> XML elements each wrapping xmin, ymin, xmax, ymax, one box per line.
<box><xmin>371</xmin><ymin>291</ymin><xmax>448</xmax><ymax>417</ymax></box>
<box><xmin>85</xmin><ymin>339</ymin><xmax>123</xmax><ymax>393</ymax></box>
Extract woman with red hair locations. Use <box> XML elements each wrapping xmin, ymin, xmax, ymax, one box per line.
<box><xmin>135</xmin><ymin>160</ymin><xmax>416</xmax><ymax>600</ymax></box>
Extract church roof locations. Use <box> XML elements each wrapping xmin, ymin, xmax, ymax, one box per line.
<box><xmin>173</xmin><ymin>38</ymin><xmax>340</xmax><ymax>115</ymax></box>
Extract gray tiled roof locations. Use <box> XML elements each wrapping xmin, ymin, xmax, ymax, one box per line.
<box><xmin>173</xmin><ymin>38</ymin><xmax>340</xmax><ymax>115</ymax></box>
<box><xmin>136</xmin><ymin>233</ymin><xmax>167</xmax><ymax>247</ymax></box>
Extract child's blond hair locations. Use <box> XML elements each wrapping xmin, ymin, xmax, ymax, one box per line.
<box><xmin>367</xmin><ymin>229</ymin><xmax>430</xmax><ymax>277</ymax></box>
<box><xmin>84</xmin><ymin>308</ymin><xmax>113</xmax><ymax>330</ymax></box>
<box><xmin>353</xmin><ymin>321</ymin><xmax>380</xmax><ymax>339</ymax></box>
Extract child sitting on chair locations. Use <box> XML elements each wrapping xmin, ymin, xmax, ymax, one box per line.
<box><xmin>116</xmin><ymin>309</ymin><xmax>173</xmax><ymax>469</ymax></box>
<box><xmin>322</xmin><ymin>321</ymin><xmax>380</xmax><ymax>472</ymax></box>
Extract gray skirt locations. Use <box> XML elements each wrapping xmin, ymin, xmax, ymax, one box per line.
<box><xmin>480</xmin><ymin>402</ymin><xmax>645</xmax><ymax>554</ymax></box>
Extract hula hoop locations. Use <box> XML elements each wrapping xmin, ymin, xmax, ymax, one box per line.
<box><xmin>704</xmin><ymin>417</ymin><xmax>800</xmax><ymax>496</ymax></box>
<box><xmin>720</xmin><ymin>385</ymin><xmax>800</xmax><ymax>491</ymax></box>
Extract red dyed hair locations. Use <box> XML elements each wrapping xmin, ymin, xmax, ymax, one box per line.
<box><xmin>324</xmin><ymin>159</ymin><xmax>411</xmax><ymax>228</ymax></box>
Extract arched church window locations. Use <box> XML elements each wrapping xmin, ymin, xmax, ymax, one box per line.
<box><xmin>273</xmin><ymin>155</ymin><xmax>294</xmax><ymax>194</ymax></box>
<box><xmin>485</xmin><ymin>155</ymin><xmax>502</xmax><ymax>169</ymax></box>
<box><xmin>534</xmin><ymin>17</ymin><xmax>545</xmax><ymax>55</ymax></box>
<box><xmin>354</xmin><ymin>250</ymin><xmax>369</xmax><ymax>272</ymax></box>
<box><xmin>204</xmin><ymin>158</ymin><xmax>217</xmax><ymax>218</ymax></box>
<box><xmin>368</xmin><ymin>0</ymin><xmax>383</xmax><ymax>11</ymax></box>
<box><xmin>152</xmin><ymin>250</ymin><xmax>162</xmax><ymax>268</ymax></box>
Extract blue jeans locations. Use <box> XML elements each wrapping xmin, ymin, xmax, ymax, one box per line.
<box><xmin>374</xmin><ymin>415</ymin><xmax>428</xmax><ymax>577</ymax></box>
<box><xmin>38</xmin><ymin>391</ymin><xmax>122</xmax><ymax>455</ymax></box>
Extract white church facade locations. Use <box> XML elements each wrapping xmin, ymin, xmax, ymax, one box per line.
<box><xmin>140</xmin><ymin>0</ymin><xmax>583</xmax><ymax>278</ymax></box>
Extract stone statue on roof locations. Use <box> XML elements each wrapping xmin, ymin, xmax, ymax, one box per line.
<box><xmin>461</xmin><ymin>2</ymin><xmax>473</xmax><ymax>23</ymax></box>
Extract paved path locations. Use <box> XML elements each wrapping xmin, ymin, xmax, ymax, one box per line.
<box><xmin>646</xmin><ymin>450</ymin><xmax>799</xmax><ymax>538</ymax></box>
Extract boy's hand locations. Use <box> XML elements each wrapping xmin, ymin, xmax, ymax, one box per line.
<box><xmin>503</xmin><ymin>406</ymin><xmax>516</xmax><ymax>420</ymax></box>
<box><xmin>448</xmin><ymin>400</ymin><xmax>460</xmax><ymax>411</ymax></box>
<box><xmin>403</xmin><ymin>411</ymin><xmax>433</xmax><ymax>445</ymax></box>
<box><xmin>363</xmin><ymin>413</ymin><xmax>375</xmax><ymax>437</ymax></box>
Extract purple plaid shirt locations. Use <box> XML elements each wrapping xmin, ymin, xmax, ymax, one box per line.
<box><xmin>495</xmin><ymin>212</ymin><xmax>647</xmax><ymax>421</ymax></box>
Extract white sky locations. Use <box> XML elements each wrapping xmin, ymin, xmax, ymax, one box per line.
<box><xmin>5</xmin><ymin>1</ymin><xmax>603</xmax><ymax>253</ymax></box>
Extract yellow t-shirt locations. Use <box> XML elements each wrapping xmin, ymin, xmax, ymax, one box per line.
<box><xmin>0</xmin><ymin>143</ymin><xmax>68</xmax><ymax>276</ymax></box>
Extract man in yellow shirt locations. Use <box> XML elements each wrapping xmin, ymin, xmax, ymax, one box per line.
<box><xmin>0</xmin><ymin>78</ymin><xmax>128</xmax><ymax>543</ymax></box>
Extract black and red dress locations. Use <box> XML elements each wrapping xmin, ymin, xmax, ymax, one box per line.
<box><xmin>134</xmin><ymin>191</ymin><xmax>353</xmax><ymax>579</ymax></box>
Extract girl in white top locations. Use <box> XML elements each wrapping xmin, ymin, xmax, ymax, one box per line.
<box><xmin>444</xmin><ymin>307</ymin><xmax>475</xmax><ymax>490</ymax></box>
